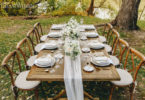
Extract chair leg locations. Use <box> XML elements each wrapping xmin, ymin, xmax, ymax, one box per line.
<box><xmin>12</xmin><ymin>86</ymin><xmax>18</xmax><ymax>100</ymax></box>
<box><xmin>130</xmin><ymin>83</ymin><xmax>135</xmax><ymax>100</ymax></box>
<box><xmin>34</xmin><ymin>88</ymin><xmax>39</xmax><ymax>100</ymax></box>
<box><xmin>109</xmin><ymin>86</ymin><xmax>115</xmax><ymax>100</ymax></box>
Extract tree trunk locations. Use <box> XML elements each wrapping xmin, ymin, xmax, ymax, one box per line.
<box><xmin>87</xmin><ymin>0</ymin><xmax>94</xmax><ymax>15</ymax></box>
<box><xmin>112</xmin><ymin>0</ymin><xmax>141</xmax><ymax>30</ymax></box>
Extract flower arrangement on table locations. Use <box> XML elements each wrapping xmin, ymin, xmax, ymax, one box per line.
<box><xmin>64</xmin><ymin>40</ymin><xmax>82</xmax><ymax>60</ymax></box>
<box><xmin>62</xmin><ymin>17</ymin><xmax>81</xmax><ymax>40</ymax></box>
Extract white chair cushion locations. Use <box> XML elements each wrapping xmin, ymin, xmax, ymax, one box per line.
<box><xmin>111</xmin><ymin>68</ymin><xmax>133</xmax><ymax>86</ymax></box>
<box><xmin>110</xmin><ymin>55</ymin><xmax>120</xmax><ymax>66</ymax></box>
<box><xmin>104</xmin><ymin>44</ymin><xmax>112</xmax><ymax>53</ymax></box>
<box><xmin>27</xmin><ymin>55</ymin><xmax>37</xmax><ymax>67</ymax></box>
<box><xmin>15</xmin><ymin>71</ymin><xmax>40</xmax><ymax>90</ymax></box>
<box><xmin>99</xmin><ymin>36</ymin><xmax>107</xmax><ymax>43</ymax></box>
<box><xmin>40</xmin><ymin>35</ymin><xmax>48</xmax><ymax>42</ymax></box>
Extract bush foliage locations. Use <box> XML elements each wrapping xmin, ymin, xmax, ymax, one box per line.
<box><xmin>0</xmin><ymin>0</ymin><xmax>89</xmax><ymax>16</ymax></box>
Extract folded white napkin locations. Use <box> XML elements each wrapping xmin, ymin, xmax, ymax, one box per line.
<box><xmin>48</xmin><ymin>31</ymin><xmax>62</xmax><ymax>38</ymax></box>
<box><xmin>91</xmin><ymin>56</ymin><xmax>113</xmax><ymax>66</ymax></box>
<box><xmin>51</xmin><ymin>24</ymin><xmax>65</xmax><ymax>30</ymax></box>
<box><xmin>80</xmin><ymin>25</ymin><xmax>95</xmax><ymax>30</ymax></box>
<box><xmin>88</xmin><ymin>42</ymin><xmax>104</xmax><ymax>49</ymax></box>
<box><xmin>85</xmin><ymin>32</ymin><xmax>99</xmax><ymax>38</ymax></box>
<box><xmin>34</xmin><ymin>54</ymin><xmax>55</xmax><ymax>67</ymax></box>
<box><xmin>40</xmin><ymin>42</ymin><xmax>58</xmax><ymax>50</ymax></box>
<box><xmin>40</xmin><ymin>35</ymin><xmax>48</xmax><ymax>41</ymax></box>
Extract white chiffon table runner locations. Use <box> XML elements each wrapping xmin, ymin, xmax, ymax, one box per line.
<box><xmin>64</xmin><ymin>55</ymin><xmax>84</xmax><ymax>100</ymax></box>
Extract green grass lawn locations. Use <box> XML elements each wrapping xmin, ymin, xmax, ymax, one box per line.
<box><xmin>0</xmin><ymin>15</ymin><xmax>144</xmax><ymax>100</ymax></box>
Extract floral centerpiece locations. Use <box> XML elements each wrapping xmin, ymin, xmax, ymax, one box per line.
<box><xmin>64</xmin><ymin>39</ymin><xmax>81</xmax><ymax>60</ymax></box>
<box><xmin>62</xmin><ymin>17</ymin><xmax>81</xmax><ymax>40</ymax></box>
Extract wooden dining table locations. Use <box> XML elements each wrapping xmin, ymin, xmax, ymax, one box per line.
<box><xmin>26</xmin><ymin>25</ymin><xmax>120</xmax><ymax>100</ymax></box>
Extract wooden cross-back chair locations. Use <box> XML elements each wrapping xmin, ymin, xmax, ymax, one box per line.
<box><xmin>112</xmin><ymin>38</ymin><xmax>129</xmax><ymax>58</ymax></box>
<box><xmin>99</xmin><ymin>23</ymin><xmax>113</xmax><ymax>43</ymax></box>
<box><xmin>27</xmin><ymin>28</ymin><xmax>40</xmax><ymax>53</ymax></box>
<box><xmin>109</xmin><ymin>48</ymin><xmax>145</xmax><ymax>100</ymax></box>
<box><xmin>104</xmin><ymin>29</ymin><xmax>120</xmax><ymax>54</ymax></box>
<box><xmin>109</xmin><ymin>38</ymin><xmax>129</xmax><ymax>67</ymax></box>
<box><xmin>34</xmin><ymin>22</ymin><xmax>43</xmax><ymax>36</ymax></box>
<box><xmin>16</xmin><ymin>38</ymin><xmax>37</xmax><ymax>69</ymax></box>
<box><xmin>1</xmin><ymin>50</ymin><xmax>40</xmax><ymax>100</ymax></box>
<box><xmin>34</xmin><ymin>22</ymin><xmax>49</xmax><ymax>42</ymax></box>
<box><xmin>108</xmin><ymin>29</ymin><xmax>120</xmax><ymax>49</ymax></box>
<box><xmin>102</xmin><ymin>23</ymin><xmax>113</xmax><ymax>38</ymax></box>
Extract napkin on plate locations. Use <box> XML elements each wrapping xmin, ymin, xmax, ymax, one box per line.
<box><xmin>34</xmin><ymin>54</ymin><xmax>55</xmax><ymax>67</ymax></box>
<box><xmin>88</xmin><ymin>42</ymin><xmax>105</xmax><ymax>49</ymax></box>
<box><xmin>91</xmin><ymin>56</ymin><xmax>113</xmax><ymax>66</ymax></box>
<box><xmin>48</xmin><ymin>31</ymin><xmax>62</xmax><ymax>38</ymax></box>
<box><xmin>40</xmin><ymin>42</ymin><xmax>58</xmax><ymax>50</ymax></box>
<box><xmin>85</xmin><ymin>32</ymin><xmax>99</xmax><ymax>38</ymax></box>
<box><xmin>80</xmin><ymin>25</ymin><xmax>95</xmax><ymax>30</ymax></box>
<box><xmin>51</xmin><ymin>24</ymin><xmax>65</xmax><ymax>30</ymax></box>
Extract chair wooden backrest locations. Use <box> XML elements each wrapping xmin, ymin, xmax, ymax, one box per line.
<box><xmin>27</xmin><ymin>28</ymin><xmax>40</xmax><ymax>51</ymax></box>
<box><xmin>113</xmin><ymin>38</ymin><xmax>129</xmax><ymax>63</ymax></box>
<box><xmin>1</xmin><ymin>50</ymin><xmax>22</xmax><ymax>86</ymax></box>
<box><xmin>107</xmin><ymin>29</ymin><xmax>120</xmax><ymax>53</ymax></box>
<box><xmin>16</xmin><ymin>38</ymin><xmax>33</xmax><ymax>66</ymax></box>
<box><xmin>34</xmin><ymin>22</ymin><xmax>43</xmax><ymax>36</ymax></box>
<box><xmin>123</xmin><ymin>48</ymin><xmax>145</xmax><ymax>82</ymax></box>
<box><xmin>103</xmin><ymin>23</ymin><xmax>113</xmax><ymax>37</ymax></box>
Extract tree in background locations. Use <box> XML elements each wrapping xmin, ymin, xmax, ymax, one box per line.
<box><xmin>87</xmin><ymin>0</ymin><xmax>107</xmax><ymax>16</ymax></box>
<box><xmin>112</xmin><ymin>0</ymin><xmax>141</xmax><ymax>30</ymax></box>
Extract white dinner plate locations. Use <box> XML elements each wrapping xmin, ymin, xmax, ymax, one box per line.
<box><xmin>88</xmin><ymin>42</ymin><xmax>105</xmax><ymax>50</ymax></box>
<box><xmin>34</xmin><ymin>55</ymin><xmax>55</xmax><ymax>68</ymax></box>
<box><xmin>91</xmin><ymin>56</ymin><xmax>113</xmax><ymax>67</ymax></box>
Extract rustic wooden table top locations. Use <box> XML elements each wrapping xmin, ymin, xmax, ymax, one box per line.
<box><xmin>27</xmin><ymin>27</ymin><xmax>120</xmax><ymax>81</ymax></box>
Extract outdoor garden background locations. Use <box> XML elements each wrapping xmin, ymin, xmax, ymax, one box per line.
<box><xmin>0</xmin><ymin>0</ymin><xmax>145</xmax><ymax>100</ymax></box>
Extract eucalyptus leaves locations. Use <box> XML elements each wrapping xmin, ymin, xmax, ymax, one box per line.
<box><xmin>62</xmin><ymin>17</ymin><xmax>81</xmax><ymax>40</ymax></box>
<box><xmin>63</xmin><ymin>17</ymin><xmax>82</xmax><ymax>60</ymax></box>
<box><xmin>64</xmin><ymin>39</ymin><xmax>81</xmax><ymax>60</ymax></box>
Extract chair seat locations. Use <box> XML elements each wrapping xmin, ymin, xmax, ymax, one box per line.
<box><xmin>104</xmin><ymin>44</ymin><xmax>112</xmax><ymax>53</ymax></box>
<box><xmin>110</xmin><ymin>55</ymin><xmax>120</xmax><ymax>66</ymax></box>
<box><xmin>111</xmin><ymin>68</ymin><xmax>133</xmax><ymax>86</ymax></box>
<box><xmin>99</xmin><ymin>36</ymin><xmax>107</xmax><ymax>43</ymax></box>
<box><xmin>15</xmin><ymin>70</ymin><xmax>40</xmax><ymax>90</ymax></box>
<box><xmin>40</xmin><ymin>35</ymin><xmax>48</xmax><ymax>42</ymax></box>
<box><xmin>27</xmin><ymin>55</ymin><xmax>37</xmax><ymax>67</ymax></box>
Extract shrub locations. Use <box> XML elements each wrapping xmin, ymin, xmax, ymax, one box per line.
<box><xmin>0</xmin><ymin>9</ymin><xmax>8</xmax><ymax>16</ymax></box>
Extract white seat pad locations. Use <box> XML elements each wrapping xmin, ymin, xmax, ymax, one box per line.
<box><xmin>111</xmin><ymin>68</ymin><xmax>133</xmax><ymax>86</ymax></box>
<box><xmin>27</xmin><ymin>55</ymin><xmax>37</xmax><ymax>67</ymax></box>
<box><xmin>104</xmin><ymin>44</ymin><xmax>112</xmax><ymax>53</ymax></box>
<box><xmin>40</xmin><ymin>35</ymin><xmax>48</xmax><ymax>42</ymax></box>
<box><xmin>15</xmin><ymin>71</ymin><xmax>40</xmax><ymax>90</ymax></box>
<box><xmin>110</xmin><ymin>55</ymin><xmax>120</xmax><ymax>66</ymax></box>
<box><xmin>99</xmin><ymin>36</ymin><xmax>107</xmax><ymax>43</ymax></box>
